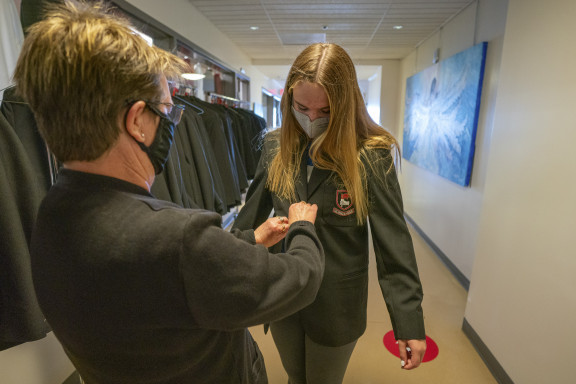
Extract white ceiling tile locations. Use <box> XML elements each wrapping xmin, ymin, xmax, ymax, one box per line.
<box><xmin>186</xmin><ymin>0</ymin><xmax>475</xmax><ymax>61</ymax></box>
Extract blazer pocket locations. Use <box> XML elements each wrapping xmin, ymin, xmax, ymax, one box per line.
<box><xmin>300</xmin><ymin>270</ymin><xmax>369</xmax><ymax>346</ymax></box>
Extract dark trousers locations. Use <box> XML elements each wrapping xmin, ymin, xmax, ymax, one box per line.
<box><xmin>270</xmin><ymin>313</ymin><xmax>357</xmax><ymax>384</ymax></box>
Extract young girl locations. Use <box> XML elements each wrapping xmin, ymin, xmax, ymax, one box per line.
<box><xmin>234</xmin><ymin>43</ymin><xmax>426</xmax><ymax>384</ymax></box>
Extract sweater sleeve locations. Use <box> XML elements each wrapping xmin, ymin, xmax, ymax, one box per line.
<box><xmin>180</xmin><ymin>209</ymin><xmax>324</xmax><ymax>331</ymax></box>
<box><xmin>366</xmin><ymin>149</ymin><xmax>425</xmax><ymax>340</ymax></box>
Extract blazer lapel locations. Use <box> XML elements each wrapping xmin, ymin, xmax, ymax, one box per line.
<box><xmin>295</xmin><ymin>152</ymin><xmax>308</xmax><ymax>201</ymax></box>
<box><xmin>307</xmin><ymin>167</ymin><xmax>331</xmax><ymax>198</ymax></box>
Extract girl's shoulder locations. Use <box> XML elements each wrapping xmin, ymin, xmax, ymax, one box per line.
<box><xmin>361</xmin><ymin>145</ymin><xmax>400</xmax><ymax>187</ymax></box>
<box><xmin>361</xmin><ymin>145</ymin><xmax>394</xmax><ymax>165</ymax></box>
<box><xmin>262</xmin><ymin>129</ymin><xmax>280</xmax><ymax>149</ymax></box>
<box><xmin>258</xmin><ymin>129</ymin><xmax>281</xmax><ymax>167</ymax></box>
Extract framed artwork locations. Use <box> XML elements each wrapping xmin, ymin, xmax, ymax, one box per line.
<box><xmin>402</xmin><ymin>42</ymin><xmax>488</xmax><ymax>186</ymax></box>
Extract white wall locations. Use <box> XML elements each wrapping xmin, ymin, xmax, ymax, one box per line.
<box><xmin>358</xmin><ymin>66</ymin><xmax>382</xmax><ymax>126</ymax></box>
<box><xmin>379</xmin><ymin>61</ymin><xmax>401</xmax><ymax>137</ymax></box>
<box><xmin>397</xmin><ymin>0</ymin><xmax>508</xmax><ymax>280</ymax></box>
<box><xmin>465</xmin><ymin>0</ymin><xmax>576</xmax><ymax>383</ymax></box>
<box><xmin>365</xmin><ymin>69</ymin><xmax>381</xmax><ymax>125</ymax></box>
<box><xmin>0</xmin><ymin>0</ymin><xmax>23</xmax><ymax>96</ymax></box>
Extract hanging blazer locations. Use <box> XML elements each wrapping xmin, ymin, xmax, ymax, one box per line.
<box><xmin>191</xmin><ymin>98</ymin><xmax>242</xmax><ymax>208</ymax></box>
<box><xmin>233</xmin><ymin>135</ymin><xmax>425</xmax><ymax>347</ymax></box>
<box><xmin>0</xmin><ymin>103</ymin><xmax>50</xmax><ymax>350</ymax></box>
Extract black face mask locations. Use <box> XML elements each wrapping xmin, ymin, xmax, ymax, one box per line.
<box><xmin>135</xmin><ymin>114</ymin><xmax>175</xmax><ymax>175</ymax></box>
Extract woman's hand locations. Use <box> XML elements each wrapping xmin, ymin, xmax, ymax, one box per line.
<box><xmin>288</xmin><ymin>201</ymin><xmax>318</xmax><ymax>225</ymax></box>
<box><xmin>398</xmin><ymin>339</ymin><xmax>427</xmax><ymax>370</ymax></box>
<box><xmin>253</xmin><ymin>202</ymin><xmax>318</xmax><ymax>247</ymax></box>
<box><xmin>254</xmin><ymin>216</ymin><xmax>289</xmax><ymax>248</ymax></box>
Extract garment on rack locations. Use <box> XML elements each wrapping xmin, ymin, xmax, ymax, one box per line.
<box><xmin>0</xmin><ymin>89</ymin><xmax>50</xmax><ymax>350</ymax></box>
<box><xmin>232</xmin><ymin>107</ymin><xmax>266</xmax><ymax>179</ymax></box>
<box><xmin>176</xmin><ymin>95</ymin><xmax>266</xmax><ymax>211</ymax></box>
<box><xmin>185</xmin><ymin>96</ymin><xmax>243</xmax><ymax>208</ymax></box>
<box><xmin>1</xmin><ymin>87</ymin><xmax>52</xmax><ymax>190</ymax></box>
<box><xmin>178</xmin><ymin>107</ymin><xmax>226</xmax><ymax>214</ymax></box>
<box><xmin>213</xmin><ymin>103</ymin><xmax>249</xmax><ymax>191</ymax></box>
<box><xmin>226</xmin><ymin>107</ymin><xmax>250</xmax><ymax>179</ymax></box>
<box><xmin>206</xmin><ymin>93</ymin><xmax>265</xmax><ymax>180</ymax></box>
<box><xmin>152</xmin><ymin>137</ymin><xmax>195</xmax><ymax>209</ymax></box>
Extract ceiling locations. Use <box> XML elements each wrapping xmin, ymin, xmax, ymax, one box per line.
<box><xmin>186</xmin><ymin>0</ymin><xmax>475</xmax><ymax>66</ymax></box>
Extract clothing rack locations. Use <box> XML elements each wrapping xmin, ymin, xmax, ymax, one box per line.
<box><xmin>171</xmin><ymin>82</ymin><xmax>197</xmax><ymax>97</ymax></box>
<box><xmin>173</xmin><ymin>94</ymin><xmax>204</xmax><ymax>115</ymax></box>
<box><xmin>209</xmin><ymin>93</ymin><xmax>251</xmax><ymax>109</ymax></box>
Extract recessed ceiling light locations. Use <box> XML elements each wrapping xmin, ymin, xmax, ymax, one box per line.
<box><xmin>250</xmin><ymin>26</ymin><xmax>259</xmax><ymax>30</ymax></box>
<box><xmin>393</xmin><ymin>25</ymin><xmax>403</xmax><ymax>30</ymax></box>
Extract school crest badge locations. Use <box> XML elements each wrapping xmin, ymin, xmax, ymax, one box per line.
<box><xmin>333</xmin><ymin>190</ymin><xmax>355</xmax><ymax>216</ymax></box>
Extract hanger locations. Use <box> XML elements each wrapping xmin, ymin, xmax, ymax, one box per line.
<box><xmin>173</xmin><ymin>94</ymin><xmax>204</xmax><ymax>115</ymax></box>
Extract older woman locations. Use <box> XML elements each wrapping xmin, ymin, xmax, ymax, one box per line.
<box><xmin>233</xmin><ymin>43</ymin><xmax>426</xmax><ymax>384</ymax></box>
<box><xmin>13</xmin><ymin>1</ymin><xmax>323</xmax><ymax>383</ymax></box>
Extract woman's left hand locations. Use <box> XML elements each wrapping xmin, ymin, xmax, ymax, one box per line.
<box><xmin>254</xmin><ymin>216</ymin><xmax>290</xmax><ymax>248</ymax></box>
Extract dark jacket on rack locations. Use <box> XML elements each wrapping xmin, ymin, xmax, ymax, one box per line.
<box><xmin>172</xmin><ymin>111</ymin><xmax>205</xmax><ymax>208</ymax></box>
<box><xmin>188</xmin><ymin>97</ymin><xmax>242</xmax><ymax>208</ymax></box>
<box><xmin>0</xmin><ymin>90</ymin><xmax>50</xmax><ymax>350</ymax></box>
<box><xmin>213</xmin><ymin>104</ymin><xmax>249</xmax><ymax>191</ymax></box>
<box><xmin>151</xmin><ymin>139</ymin><xmax>194</xmax><ymax>208</ymax></box>
<box><xmin>177</xmin><ymin>107</ymin><xmax>226</xmax><ymax>214</ymax></box>
<box><xmin>175</xmin><ymin>96</ymin><xmax>228</xmax><ymax>212</ymax></box>
<box><xmin>233</xmin><ymin>108</ymin><xmax>266</xmax><ymax>179</ymax></box>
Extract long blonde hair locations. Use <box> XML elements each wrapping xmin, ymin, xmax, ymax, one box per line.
<box><xmin>266</xmin><ymin>43</ymin><xmax>398</xmax><ymax>224</ymax></box>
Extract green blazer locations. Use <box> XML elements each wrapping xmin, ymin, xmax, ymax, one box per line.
<box><xmin>233</xmin><ymin>136</ymin><xmax>425</xmax><ymax>347</ymax></box>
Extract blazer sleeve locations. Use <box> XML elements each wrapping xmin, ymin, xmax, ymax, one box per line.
<box><xmin>232</xmin><ymin>138</ymin><xmax>276</xmax><ymax>232</ymax></box>
<box><xmin>366</xmin><ymin>149</ymin><xmax>426</xmax><ymax>340</ymax></box>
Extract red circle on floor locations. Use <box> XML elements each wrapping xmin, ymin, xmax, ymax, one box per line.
<box><xmin>383</xmin><ymin>331</ymin><xmax>439</xmax><ymax>362</ymax></box>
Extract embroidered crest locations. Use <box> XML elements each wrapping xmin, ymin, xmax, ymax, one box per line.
<box><xmin>333</xmin><ymin>190</ymin><xmax>355</xmax><ymax>216</ymax></box>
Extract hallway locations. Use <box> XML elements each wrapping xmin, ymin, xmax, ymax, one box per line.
<box><xmin>250</xmin><ymin>224</ymin><xmax>497</xmax><ymax>383</ymax></box>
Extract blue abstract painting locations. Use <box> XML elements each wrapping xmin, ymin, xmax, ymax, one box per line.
<box><xmin>403</xmin><ymin>42</ymin><xmax>487</xmax><ymax>186</ymax></box>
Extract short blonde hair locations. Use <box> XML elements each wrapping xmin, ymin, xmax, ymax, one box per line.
<box><xmin>13</xmin><ymin>0</ymin><xmax>188</xmax><ymax>161</ymax></box>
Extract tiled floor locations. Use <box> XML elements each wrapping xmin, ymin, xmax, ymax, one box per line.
<box><xmin>249</xmin><ymin>225</ymin><xmax>497</xmax><ymax>383</ymax></box>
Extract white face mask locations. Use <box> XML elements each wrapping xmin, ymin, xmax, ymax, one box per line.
<box><xmin>292</xmin><ymin>106</ymin><xmax>329</xmax><ymax>138</ymax></box>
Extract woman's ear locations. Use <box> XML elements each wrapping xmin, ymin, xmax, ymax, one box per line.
<box><xmin>124</xmin><ymin>101</ymin><xmax>148</xmax><ymax>143</ymax></box>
